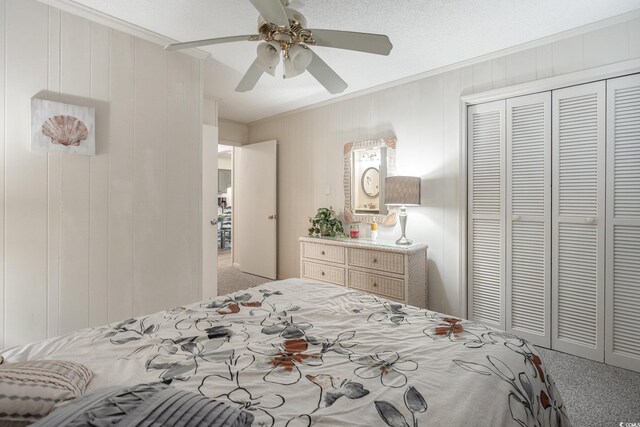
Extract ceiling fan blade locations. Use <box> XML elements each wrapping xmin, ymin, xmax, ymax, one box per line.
<box><xmin>308</xmin><ymin>29</ymin><xmax>392</xmax><ymax>55</ymax></box>
<box><xmin>306</xmin><ymin>50</ymin><xmax>347</xmax><ymax>95</ymax></box>
<box><xmin>250</xmin><ymin>0</ymin><xmax>289</xmax><ymax>27</ymax></box>
<box><xmin>236</xmin><ymin>59</ymin><xmax>265</xmax><ymax>92</ymax></box>
<box><xmin>165</xmin><ymin>35</ymin><xmax>254</xmax><ymax>51</ymax></box>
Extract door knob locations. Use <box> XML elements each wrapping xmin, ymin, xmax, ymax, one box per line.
<box><xmin>584</xmin><ymin>217</ymin><xmax>596</xmax><ymax>224</ymax></box>
<box><xmin>267</xmin><ymin>214</ymin><xmax>279</xmax><ymax>220</ymax></box>
<box><xmin>268</xmin><ymin>214</ymin><xmax>274</xmax><ymax>220</ymax></box>
<box><xmin>512</xmin><ymin>215</ymin><xmax>521</xmax><ymax>221</ymax></box>
<box><xmin>210</xmin><ymin>219</ymin><xmax>218</xmax><ymax>225</ymax></box>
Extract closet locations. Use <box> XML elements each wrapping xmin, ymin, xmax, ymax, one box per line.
<box><xmin>468</xmin><ymin>73</ymin><xmax>640</xmax><ymax>372</ymax></box>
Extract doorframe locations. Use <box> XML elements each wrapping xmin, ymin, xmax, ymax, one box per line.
<box><xmin>201</xmin><ymin>124</ymin><xmax>219</xmax><ymax>300</ymax></box>
<box><xmin>216</xmin><ymin>143</ymin><xmax>235</xmax><ymax>266</ymax></box>
<box><xmin>219</xmin><ymin>140</ymin><xmax>243</xmax><ymax>270</ymax></box>
<box><xmin>457</xmin><ymin>58</ymin><xmax>640</xmax><ymax>319</ymax></box>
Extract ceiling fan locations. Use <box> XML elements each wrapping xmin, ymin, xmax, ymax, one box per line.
<box><xmin>165</xmin><ymin>0</ymin><xmax>393</xmax><ymax>94</ymax></box>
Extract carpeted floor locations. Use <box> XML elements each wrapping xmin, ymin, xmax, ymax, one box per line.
<box><xmin>217</xmin><ymin>265</ymin><xmax>270</xmax><ymax>296</ymax></box>
<box><xmin>216</xmin><ymin>269</ymin><xmax>640</xmax><ymax>426</ymax></box>
<box><xmin>535</xmin><ymin>346</ymin><xmax>640</xmax><ymax>426</ymax></box>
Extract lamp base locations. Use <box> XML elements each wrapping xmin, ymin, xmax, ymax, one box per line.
<box><xmin>395</xmin><ymin>205</ymin><xmax>413</xmax><ymax>245</ymax></box>
<box><xmin>395</xmin><ymin>236</ymin><xmax>413</xmax><ymax>245</ymax></box>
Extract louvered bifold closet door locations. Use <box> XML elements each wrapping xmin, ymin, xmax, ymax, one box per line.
<box><xmin>468</xmin><ymin>101</ymin><xmax>505</xmax><ymax>329</ymax></box>
<box><xmin>506</xmin><ymin>92</ymin><xmax>551</xmax><ymax>347</ymax></box>
<box><xmin>552</xmin><ymin>82</ymin><xmax>606</xmax><ymax>362</ymax></box>
<box><xmin>605</xmin><ymin>74</ymin><xmax>640</xmax><ymax>372</ymax></box>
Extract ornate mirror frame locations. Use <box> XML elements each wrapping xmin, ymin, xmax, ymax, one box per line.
<box><xmin>343</xmin><ymin>136</ymin><xmax>397</xmax><ymax>225</ymax></box>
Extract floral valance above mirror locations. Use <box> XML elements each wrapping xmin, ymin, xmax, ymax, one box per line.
<box><xmin>343</xmin><ymin>136</ymin><xmax>397</xmax><ymax>225</ymax></box>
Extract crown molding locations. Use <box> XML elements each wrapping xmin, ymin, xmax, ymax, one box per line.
<box><xmin>248</xmin><ymin>9</ymin><xmax>640</xmax><ymax>126</ymax></box>
<box><xmin>36</xmin><ymin>0</ymin><xmax>211</xmax><ymax>59</ymax></box>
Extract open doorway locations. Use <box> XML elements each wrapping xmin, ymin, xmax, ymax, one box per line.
<box><xmin>217</xmin><ymin>145</ymin><xmax>233</xmax><ymax>270</ymax></box>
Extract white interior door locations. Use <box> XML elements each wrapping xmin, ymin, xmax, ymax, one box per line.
<box><xmin>202</xmin><ymin>125</ymin><xmax>218</xmax><ymax>299</ymax></box>
<box><xmin>467</xmin><ymin>100</ymin><xmax>506</xmax><ymax>330</ymax></box>
<box><xmin>551</xmin><ymin>82</ymin><xmax>606</xmax><ymax>362</ymax></box>
<box><xmin>506</xmin><ymin>92</ymin><xmax>551</xmax><ymax>347</ymax></box>
<box><xmin>237</xmin><ymin>140</ymin><xmax>277</xmax><ymax>279</ymax></box>
<box><xmin>605</xmin><ymin>73</ymin><xmax>640</xmax><ymax>372</ymax></box>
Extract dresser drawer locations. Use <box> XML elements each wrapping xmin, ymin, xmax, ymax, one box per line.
<box><xmin>302</xmin><ymin>261</ymin><xmax>345</xmax><ymax>285</ymax></box>
<box><xmin>302</xmin><ymin>242</ymin><xmax>345</xmax><ymax>264</ymax></box>
<box><xmin>349</xmin><ymin>270</ymin><xmax>404</xmax><ymax>300</ymax></box>
<box><xmin>348</xmin><ymin>248</ymin><xmax>404</xmax><ymax>274</ymax></box>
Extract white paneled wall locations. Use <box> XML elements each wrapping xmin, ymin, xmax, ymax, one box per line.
<box><xmin>0</xmin><ymin>0</ymin><xmax>202</xmax><ymax>349</ymax></box>
<box><xmin>219</xmin><ymin>119</ymin><xmax>249</xmax><ymax>145</ymax></box>
<box><xmin>248</xmin><ymin>17</ymin><xmax>640</xmax><ymax>317</ymax></box>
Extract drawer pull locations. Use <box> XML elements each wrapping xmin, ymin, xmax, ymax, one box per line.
<box><xmin>373</xmin><ymin>282</ymin><xmax>377</xmax><ymax>287</ymax></box>
<box><xmin>372</xmin><ymin>258</ymin><xmax>377</xmax><ymax>263</ymax></box>
<box><xmin>321</xmin><ymin>251</ymin><xmax>325</xmax><ymax>255</ymax></box>
<box><xmin>321</xmin><ymin>271</ymin><xmax>325</xmax><ymax>276</ymax></box>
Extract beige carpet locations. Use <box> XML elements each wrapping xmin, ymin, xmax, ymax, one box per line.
<box><xmin>535</xmin><ymin>346</ymin><xmax>640</xmax><ymax>426</ymax></box>
<box><xmin>217</xmin><ymin>265</ymin><xmax>270</xmax><ymax>296</ymax></box>
<box><xmin>218</xmin><ymin>250</ymin><xmax>232</xmax><ymax>269</ymax></box>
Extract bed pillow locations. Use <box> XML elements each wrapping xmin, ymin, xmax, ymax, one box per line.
<box><xmin>0</xmin><ymin>360</ymin><xmax>93</xmax><ymax>425</ymax></box>
<box><xmin>32</xmin><ymin>382</ymin><xmax>254</xmax><ymax>427</ymax></box>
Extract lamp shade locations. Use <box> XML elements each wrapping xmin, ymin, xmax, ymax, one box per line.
<box><xmin>284</xmin><ymin>45</ymin><xmax>313</xmax><ymax>79</ymax></box>
<box><xmin>256</xmin><ymin>42</ymin><xmax>280</xmax><ymax>76</ymax></box>
<box><xmin>384</xmin><ymin>176</ymin><xmax>421</xmax><ymax>206</ymax></box>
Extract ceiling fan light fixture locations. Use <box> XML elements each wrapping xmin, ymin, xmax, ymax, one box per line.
<box><xmin>166</xmin><ymin>0</ymin><xmax>393</xmax><ymax>94</ymax></box>
<box><xmin>283</xmin><ymin>44</ymin><xmax>312</xmax><ymax>79</ymax></box>
<box><xmin>256</xmin><ymin>41</ymin><xmax>281</xmax><ymax>76</ymax></box>
<box><xmin>284</xmin><ymin>7</ymin><xmax>307</xmax><ymax>28</ymax></box>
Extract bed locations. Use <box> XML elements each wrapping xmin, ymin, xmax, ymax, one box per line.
<box><xmin>1</xmin><ymin>279</ymin><xmax>570</xmax><ymax>426</ymax></box>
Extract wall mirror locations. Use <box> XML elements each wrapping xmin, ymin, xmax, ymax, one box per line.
<box><xmin>343</xmin><ymin>136</ymin><xmax>397</xmax><ymax>225</ymax></box>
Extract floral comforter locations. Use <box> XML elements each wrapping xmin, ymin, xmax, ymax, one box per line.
<box><xmin>2</xmin><ymin>279</ymin><xmax>570</xmax><ymax>427</ymax></box>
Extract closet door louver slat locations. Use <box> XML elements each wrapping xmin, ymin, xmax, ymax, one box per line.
<box><xmin>506</xmin><ymin>93</ymin><xmax>551</xmax><ymax>347</ymax></box>
<box><xmin>468</xmin><ymin>101</ymin><xmax>505</xmax><ymax>329</ymax></box>
<box><xmin>552</xmin><ymin>82</ymin><xmax>606</xmax><ymax>362</ymax></box>
<box><xmin>606</xmin><ymin>74</ymin><xmax>640</xmax><ymax>373</ymax></box>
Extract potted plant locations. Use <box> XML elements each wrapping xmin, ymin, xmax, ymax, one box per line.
<box><xmin>308</xmin><ymin>206</ymin><xmax>345</xmax><ymax>237</ymax></box>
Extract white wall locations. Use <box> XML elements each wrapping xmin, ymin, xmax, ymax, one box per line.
<box><xmin>218</xmin><ymin>156</ymin><xmax>232</xmax><ymax>171</ymax></box>
<box><xmin>203</xmin><ymin>97</ymin><xmax>218</xmax><ymax>127</ymax></box>
<box><xmin>219</xmin><ymin>118</ymin><xmax>249</xmax><ymax>146</ymax></box>
<box><xmin>0</xmin><ymin>0</ymin><xmax>202</xmax><ymax>349</ymax></box>
<box><xmin>248</xmin><ymin>16</ymin><xmax>640</xmax><ymax>317</ymax></box>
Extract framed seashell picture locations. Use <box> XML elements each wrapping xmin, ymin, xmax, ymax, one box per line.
<box><xmin>31</xmin><ymin>98</ymin><xmax>95</xmax><ymax>155</ymax></box>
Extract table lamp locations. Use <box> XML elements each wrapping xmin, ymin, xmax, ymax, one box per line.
<box><xmin>384</xmin><ymin>176</ymin><xmax>421</xmax><ymax>245</ymax></box>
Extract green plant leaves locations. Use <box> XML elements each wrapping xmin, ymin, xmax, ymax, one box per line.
<box><xmin>308</xmin><ymin>206</ymin><xmax>344</xmax><ymax>237</ymax></box>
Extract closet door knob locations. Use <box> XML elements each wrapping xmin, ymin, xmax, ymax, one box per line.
<box><xmin>512</xmin><ymin>215</ymin><xmax>521</xmax><ymax>221</ymax></box>
<box><xmin>321</xmin><ymin>271</ymin><xmax>325</xmax><ymax>276</ymax></box>
<box><xmin>584</xmin><ymin>217</ymin><xmax>596</xmax><ymax>224</ymax></box>
<box><xmin>321</xmin><ymin>251</ymin><xmax>325</xmax><ymax>255</ymax></box>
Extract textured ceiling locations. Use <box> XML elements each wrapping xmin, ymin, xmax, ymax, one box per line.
<box><xmin>71</xmin><ymin>0</ymin><xmax>640</xmax><ymax>123</ymax></box>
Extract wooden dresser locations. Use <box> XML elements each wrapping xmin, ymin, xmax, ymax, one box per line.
<box><xmin>299</xmin><ymin>236</ymin><xmax>428</xmax><ymax>308</ymax></box>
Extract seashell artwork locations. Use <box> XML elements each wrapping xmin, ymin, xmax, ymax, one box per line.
<box><xmin>41</xmin><ymin>115</ymin><xmax>89</xmax><ymax>146</ymax></box>
<box><xmin>31</xmin><ymin>98</ymin><xmax>95</xmax><ymax>155</ymax></box>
